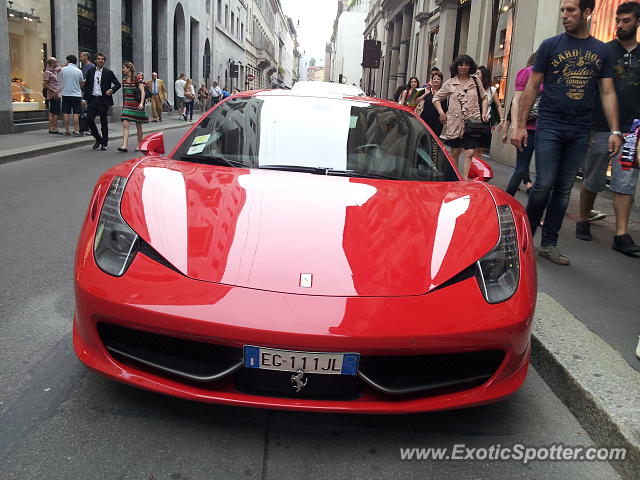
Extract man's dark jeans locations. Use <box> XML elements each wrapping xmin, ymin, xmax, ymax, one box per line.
<box><xmin>506</xmin><ymin>129</ymin><xmax>535</xmax><ymax>195</ymax></box>
<box><xmin>87</xmin><ymin>96</ymin><xmax>109</xmax><ymax>146</ymax></box>
<box><xmin>526</xmin><ymin>128</ymin><xmax>589</xmax><ymax>246</ymax></box>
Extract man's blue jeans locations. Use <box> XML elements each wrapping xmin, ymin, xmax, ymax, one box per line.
<box><xmin>526</xmin><ymin>128</ymin><xmax>590</xmax><ymax>246</ymax></box>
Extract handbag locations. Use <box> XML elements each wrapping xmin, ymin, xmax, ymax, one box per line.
<box><xmin>527</xmin><ymin>95</ymin><xmax>540</xmax><ymax>122</ymax></box>
<box><xmin>464</xmin><ymin>78</ymin><xmax>491</xmax><ymax>137</ymax></box>
<box><xmin>415</xmin><ymin>99</ymin><xmax>425</xmax><ymax>116</ymax></box>
<box><xmin>162</xmin><ymin>101</ymin><xmax>172</xmax><ymax>112</ymax></box>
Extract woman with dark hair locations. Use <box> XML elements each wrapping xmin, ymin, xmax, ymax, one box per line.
<box><xmin>399</xmin><ymin>76</ymin><xmax>426</xmax><ymax>111</ymax></box>
<box><xmin>433</xmin><ymin>54</ymin><xmax>489</xmax><ymax>179</ymax></box>
<box><xmin>502</xmin><ymin>51</ymin><xmax>541</xmax><ymax>196</ymax></box>
<box><xmin>420</xmin><ymin>70</ymin><xmax>445</xmax><ymax>137</ymax></box>
<box><xmin>118</xmin><ymin>61</ymin><xmax>148</xmax><ymax>152</ymax></box>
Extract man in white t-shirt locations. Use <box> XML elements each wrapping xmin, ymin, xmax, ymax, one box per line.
<box><xmin>174</xmin><ymin>73</ymin><xmax>186</xmax><ymax>119</ymax></box>
<box><xmin>209</xmin><ymin>81</ymin><xmax>222</xmax><ymax>108</ymax></box>
<box><xmin>59</xmin><ymin>54</ymin><xmax>85</xmax><ymax>136</ymax></box>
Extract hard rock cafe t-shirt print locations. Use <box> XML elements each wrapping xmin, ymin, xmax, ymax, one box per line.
<box><xmin>533</xmin><ymin>33</ymin><xmax>614</xmax><ymax>131</ymax></box>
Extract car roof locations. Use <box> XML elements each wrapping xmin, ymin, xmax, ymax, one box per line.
<box><xmin>233</xmin><ymin>87</ymin><xmax>406</xmax><ymax>111</ymax></box>
<box><xmin>291</xmin><ymin>81</ymin><xmax>365</xmax><ymax>96</ymax></box>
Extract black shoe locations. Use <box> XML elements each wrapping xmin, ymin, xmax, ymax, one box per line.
<box><xmin>100</xmin><ymin>145</ymin><xmax>108</xmax><ymax>151</ymax></box>
<box><xmin>575</xmin><ymin>221</ymin><xmax>592</xmax><ymax>241</ymax></box>
<box><xmin>117</xmin><ymin>147</ymin><xmax>128</xmax><ymax>152</ymax></box>
<box><xmin>612</xmin><ymin>234</ymin><xmax>640</xmax><ymax>256</ymax></box>
<box><xmin>92</xmin><ymin>139</ymin><xmax>101</xmax><ymax>150</ymax></box>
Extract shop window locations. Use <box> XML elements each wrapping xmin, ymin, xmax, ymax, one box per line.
<box><xmin>591</xmin><ymin>0</ymin><xmax>640</xmax><ymax>41</ymax></box>
<box><xmin>8</xmin><ymin>0</ymin><xmax>52</xmax><ymax>112</ymax></box>
<box><xmin>491</xmin><ymin>4</ymin><xmax>514</xmax><ymax>102</ymax></box>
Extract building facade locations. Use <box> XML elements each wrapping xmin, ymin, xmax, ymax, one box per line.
<box><xmin>327</xmin><ymin>0</ymin><xmax>370</xmax><ymax>87</ymax></box>
<box><xmin>2</xmin><ymin>0</ymin><xmax>299</xmax><ymax>134</ymax></box>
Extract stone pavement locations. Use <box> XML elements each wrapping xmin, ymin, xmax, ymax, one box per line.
<box><xmin>0</xmin><ymin>111</ymin><xmax>202</xmax><ymax>164</ymax></box>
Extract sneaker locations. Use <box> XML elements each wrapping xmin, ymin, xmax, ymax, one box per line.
<box><xmin>587</xmin><ymin>209</ymin><xmax>606</xmax><ymax>222</ymax></box>
<box><xmin>92</xmin><ymin>139</ymin><xmax>101</xmax><ymax>150</ymax></box>
<box><xmin>575</xmin><ymin>221</ymin><xmax>592</xmax><ymax>241</ymax></box>
<box><xmin>612</xmin><ymin>233</ymin><xmax>640</xmax><ymax>256</ymax></box>
<box><xmin>100</xmin><ymin>145</ymin><xmax>108</xmax><ymax>151</ymax></box>
<box><xmin>538</xmin><ymin>245</ymin><xmax>570</xmax><ymax>265</ymax></box>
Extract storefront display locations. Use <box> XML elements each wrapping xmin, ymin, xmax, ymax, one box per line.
<box><xmin>591</xmin><ymin>0</ymin><xmax>640</xmax><ymax>42</ymax></box>
<box><xmin>7</xmin><ymin>0</ymin><xmax>52</xmax><ymax>112</ymax></box>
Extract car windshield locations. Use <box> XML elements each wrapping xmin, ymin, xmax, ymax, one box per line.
<box><xmin>172</xmin><ymin>94</ymin><xmax>458</xmax><ymax>182</ymax></box>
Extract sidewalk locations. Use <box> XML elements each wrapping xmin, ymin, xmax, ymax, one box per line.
<box><xmin>0</xmin><ymin>113</ymin><xmax>201</xmax><ymax>165</ymax></box>
<box><xmin>486</xmin><ymin>156</ymin><xmax>639</xmax><ymax>480</ymax></box>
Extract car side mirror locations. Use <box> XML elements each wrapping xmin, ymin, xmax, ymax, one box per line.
<box><xmin>468</xmin><ymin>156</ymin><xmax>493</xmax><ymax>182</ymax></box>
<box><xmin>139</xmin><ymin>132</ymin><xmax>165</xmax><ymax>156</ymax></box>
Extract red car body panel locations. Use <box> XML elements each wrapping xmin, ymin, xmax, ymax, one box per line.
<box><xmin>119</xmin><ymin>158</ymin><xmax>499</xmax><ymax>296</ymax></box>
<box><xmin>73</xmin><ymin>91</ymin><xmax>537</xmax><ymax>413</ymax></box>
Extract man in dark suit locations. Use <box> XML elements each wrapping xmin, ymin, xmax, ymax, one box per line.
<box><xmin>82</xmin><ymin>52</ymin><xmax>121</xmax><ymax>150</ymax></box>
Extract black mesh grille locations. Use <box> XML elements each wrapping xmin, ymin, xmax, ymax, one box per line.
<box><xmin>234</xmin><ymin>369</ymin><xmax>362</xmax><ymax>400</ymax></box>
<box><xmin>358</xmin><ymin>350</ymin><xmax>504</xmax><ymax>394</ymax></box>
<box><xmin>98</xmin><ymin>323</ymin><xmax>242</xmax><ymax>381</ymax></box>
<box><xmin>98</xmin><ymin>324</ymin><xmax>504</xmax><ymax>400</ymax></box>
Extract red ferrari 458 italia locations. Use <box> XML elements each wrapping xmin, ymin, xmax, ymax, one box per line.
<box><xmin>73</xmin><ymin>89</ymin><xmax>536</xmax><ymax>413</ymax></box>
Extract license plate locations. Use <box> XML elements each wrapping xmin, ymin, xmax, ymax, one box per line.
<box><xmin>243</xmin><ymin>346</ymin><xmax>359</xmax><ymax>375</ymax></box>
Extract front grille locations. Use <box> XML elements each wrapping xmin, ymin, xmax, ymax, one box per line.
<box><xmin>98</xmin><ymin>323</ymin><xmax>243</xmax><ymax>382</ymax></box>
<box><xmin>98</xmin><ymin>324</ymin><xmax>503</xmax><ymax>400</ymax></box>
<box><xmin>235</xmin><ymin>369</ymin><xmax>362</xmax><ymax>401</ymax></box>
<box><xmin>358</xmin><ymin>350</ymin><xmax>505</xmax><ymax>395</ymax></box>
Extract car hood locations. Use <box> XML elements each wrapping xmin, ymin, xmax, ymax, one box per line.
<box><xmin>119</xmin><ymin>158</ymin><xmax>499</xmax><ymax>296</ymax></box>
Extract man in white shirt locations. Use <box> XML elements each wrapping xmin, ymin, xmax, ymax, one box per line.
<box><xmin>174</xmin><ymin>73</ymin><xmax>186</xmax><ymax>119</ymax></box>
<box><xmin>59</xmin><ymin>54</ymin><xmax>85</xmax><ymax>136</ymax></box>
<box><xmin>209</xmin><ymin>82</ymin><xmax>222</xmax><ymax>108</ymax></box>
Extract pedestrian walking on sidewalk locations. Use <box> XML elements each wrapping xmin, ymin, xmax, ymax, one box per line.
<box><xmin>43</xmin><ymin>57</ymin><xmax>62</xmax><ymax>134</ymax></box>
<box><xmin>398</xmin><ymin>77</ymin><xmax>426</xmax><ymax>112</ymax></box>
<box><xmin>576</xmin><ymin>1</ymin><xmax>640</xmax><ymax>256</ymax></box>
<box><xmin>118</xmin><ymin>63</ymin><xmax>148</xmax><ymax>153</ymax></box>
<box><xmin>59</xmin><ymin>55</ymin><xmax>84</xmax><ymax>137</ymax></box>
<box><xmin>147</xmin><ymin>72</ymin><xmax>167</xmax><ymax>122</ymax></box>
<box><xmin>183</xmin><ymin>79</ymin><xmax>195</xmax><ymax>121</ymax></box>
<box><xmin>511</xmin><ymin>0</ymin><xmax>621</xmax><ymax>266</ymax></box>
<box><xmin>79</xmin><ymin>51</ymin><xmax>95</xmax><ymax>79</ymax></box>
<box><xmin>174</xmin><ymin>73</ymin><xmax>186</xmax><ymax>119</ymax></box>
<box><xmin>78</xmin><ymin>52</ymin><xmax>95</xmax><ymax>136</ymax></box>
<box><xmin>433</xmin><ymin>54</ymin><xmax>489</xmax><ymax>179</ymax></box>
<box><xmin>197</xmin><ymin>83</ymin><xmax>210</xmax><ymax>114</ymax></box>
<box><xmin>419</xmin><ymin>70</ymin><xmax>445</xmax><ymax>137</ymax></box>
<box><xmin>83</xmin><ymin>52</ymin><xmax>121</xmax><ymax>151</ymax></box>
<box><xmin>503</xmin><ymin>52</ymin><xmax>542</xmax><ymax>196</ymax></box>
<box><xmin>209</xmin><ymin>82</ymin><xmax>221</xmax><ymax>107</ymax></box>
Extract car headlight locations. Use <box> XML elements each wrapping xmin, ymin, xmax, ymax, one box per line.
<box><xmin>93</xmin><ymin>176</ymin><xmax>139</xmax><ymax>276</ymax></box>
<box><xmin>475</xmin><ymin>205</ymin><xmax>519</xmax><ymax>303</ymax></box>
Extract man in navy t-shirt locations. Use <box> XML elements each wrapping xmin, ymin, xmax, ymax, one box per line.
<box><xmin>511</xmin><ymin>0</ymin><xmax>622</xmax><ymax>266</ymax></box>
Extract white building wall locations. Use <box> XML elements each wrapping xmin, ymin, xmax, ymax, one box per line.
<box><xmin>333</xmin><ymin>11</ymin><xmax>366</xmax><ymax>86</ymax></box>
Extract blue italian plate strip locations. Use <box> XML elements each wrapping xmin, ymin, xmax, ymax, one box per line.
<box><xmin>341</xmin><ymin>353</ymin><xmax>359</xmax><ymax>376</ymax></box>
<box><xmin>244</xmin><ymin>345</ymin><xmax>260</xmax><ymax>368</ymax></box>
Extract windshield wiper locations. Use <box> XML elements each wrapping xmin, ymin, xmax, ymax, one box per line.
<box><xmin>179</xmin><ymin>155</ymin><xmax>251</xmax><ymax>168</ymax></box>
<box><xmin>326</xmin><ymin>170</ymin><xmax>399</xmax><ymax>180</ymax></box>
<box><xmin>259</xmin><ymin>164</ymin><xmax>330</xmax><ymax>174</ymax></box>
<box><xmin>258</xmin><ymin>165</ymin><xmax>398</xmax><ymax>180</ymax></box>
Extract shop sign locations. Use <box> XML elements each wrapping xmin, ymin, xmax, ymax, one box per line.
<box><xmin>78</xmin><ymin>6</ymin><xmax>96</xmax><ymax>21</ymax></box>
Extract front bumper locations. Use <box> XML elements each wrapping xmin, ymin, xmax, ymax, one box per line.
<box><xmin>74</xmin><ymin>245</ymin><xmax>535</xmax><ymax>413</ymax></box>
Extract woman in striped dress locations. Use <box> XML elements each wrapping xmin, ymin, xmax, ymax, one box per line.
<box><xmin>118</xmin><ymin>61</ymin><xmax>148</xmax><ymax>152</ymax></box>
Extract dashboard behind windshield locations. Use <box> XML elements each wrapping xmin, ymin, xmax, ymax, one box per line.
<box><xmin>172</xmin><ymin>95</ymin><xmax>458</xmax><ymax>182</ymax></box>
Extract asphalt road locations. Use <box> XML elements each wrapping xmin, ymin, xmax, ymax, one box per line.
<box><xmin>0</xmin><ymin>128</ymin><xmax>621</xmax><ymax>479</ymax></box>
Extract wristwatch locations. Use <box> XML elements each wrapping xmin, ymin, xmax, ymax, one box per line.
<box><xmin>611</xmin><ymin>131</ymin><xmax>624</xmax><ymax>137</ymax></box>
